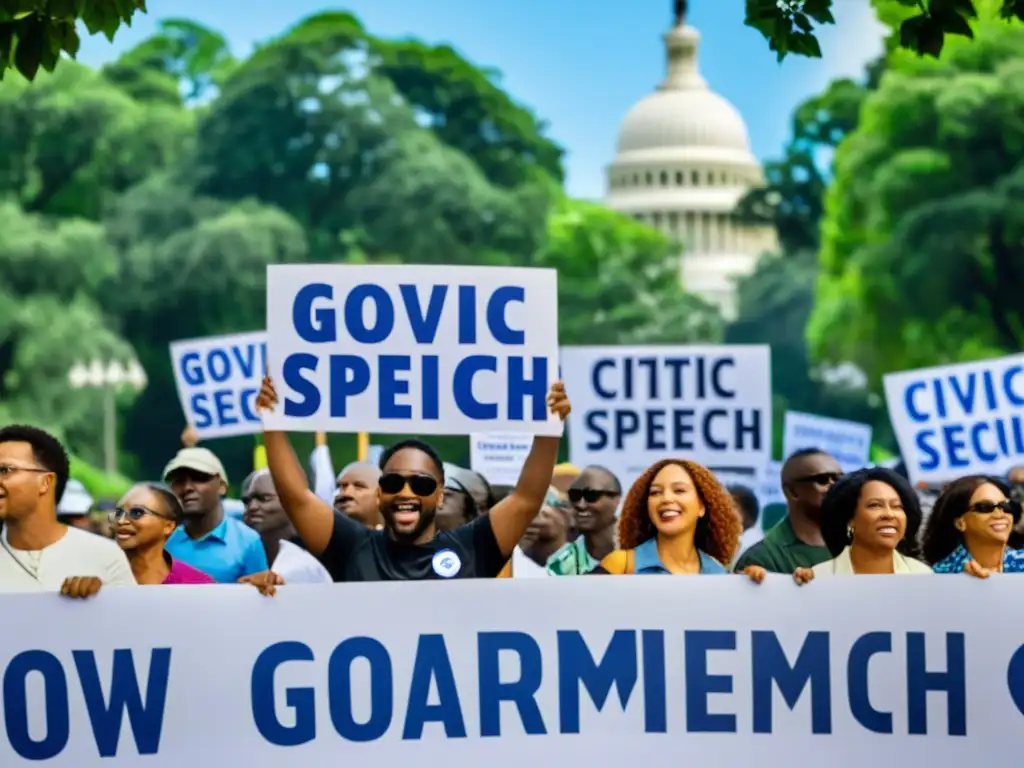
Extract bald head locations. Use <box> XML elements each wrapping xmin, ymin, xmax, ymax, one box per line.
<box><xmin>781</xmin><ymin>448</ymin><xmax>841</xmax><ymax>521</ymax></box>
<box><xmin>241</xmin><ymin>469</ymin><xmax>270</xmax><ymax>497</ymax></box>
<box><xmin>1008</xmin><ymin>465</ymin><xmax>1024</xmax><ymax>486</ymax></box>
<box><xmin>335</xmin><ymin>461</ymin><xmax>382</xmax><ymax>528</ymax></box>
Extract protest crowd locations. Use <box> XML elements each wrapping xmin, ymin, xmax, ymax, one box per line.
<box><xmin>1</xmin><ymin>265</ymin><xmax>1022</xmax><ymax>768</ymax></box>
<box><xmin>2</xmin><ymin>403</ymin><xmax>1023</xmax><ymax>591</ymax></box>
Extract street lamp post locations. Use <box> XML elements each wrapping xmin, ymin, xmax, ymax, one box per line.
<box><xmin>68</xmin><ymin>359</ymin><xmax>147</xmax><ymax>475</ymax></box>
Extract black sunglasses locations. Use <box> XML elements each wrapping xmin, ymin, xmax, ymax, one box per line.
<box><xmin>110</xmin><ymin>505</ymin><xmax>172</xmax><ymax>522</ymax></box>
<box><xmin>379</xmin><ymin>473</ymin><xmax>438</xmax><ymax>497</ymax></box>
<box><xmin>568</xmin><ymin>488</ymin><xmax>618</xmax><ymax>504</ymax></box>
<box><xmin>792</xmin><ymin>472</ymin><xmax>843</xmax><ymax>486</ymax></box>
<box><xmin>968</xmin><ymin>499</ymin><xmax>1021</xmax><ymax>516</ymax></box>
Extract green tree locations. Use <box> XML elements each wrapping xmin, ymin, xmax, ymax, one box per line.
<box><xmin>191</xmin><ymin>13</ymin><xmax>557</xmax><ymax>265</ymax></box>
<box><xmin>102</xmin><ymin>18</ymin><xmax>236</xmax><ymax>105</ymax></box>
<box><xmin>809</xmin><ymin>14</ymin><xmax>1024</xmax><ymax>381</ymax></box>
<box><xmin>0</xmin><ymin>61</ymin><xmax>192</xmax><ymax>219</ymax></box>
<box><xmin>728</xmin><ymin>75</ymin><xmax>875</xmax><ymax>437</ymax></box>
<box><xmin>371</xmin><ymin>38</ymin><xmax>564</xmax><ymax>188</ymax></box>
<box><xmin>0</xmin><ymin>200</ymin><xmax>136</xmax><ymax>464</ymax></box>
<box><xmin>540</xmin><ymin>197</ymin><xmax>722</xmax><ymax>345</ymax></box>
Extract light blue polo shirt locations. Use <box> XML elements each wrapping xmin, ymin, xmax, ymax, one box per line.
<box><xmin>166</xmin><ymin>515</ymin><xmax>268</xmax><ymax>584</ymax></box>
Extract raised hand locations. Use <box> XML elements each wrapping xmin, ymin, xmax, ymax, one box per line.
<box><xmin>256</xmin><ymin>376</ymin><xmax>278</xmax><ymax>412</ymax></box>
<box><xmin>547</xmin><ymin>381</ymin><xmax>571</xmax><ymax>422</ymax></box>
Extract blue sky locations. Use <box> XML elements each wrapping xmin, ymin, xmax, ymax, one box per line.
<box><xmin>77</xmin><ymin>0</ymin><xmax>886</xmax><ymax>199</ymax></box>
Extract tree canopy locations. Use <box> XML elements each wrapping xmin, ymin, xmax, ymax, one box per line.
<box><xmin>808</xmin><ymin>11</ymin><xmax>1024</xmax><ymax>383</ymax></box>
<box><xmin>3</xmin><ymin>1</ymin><xmax>1023</xmax><ymax>83</ymax></box>
<box><xmin>0</xmin><ymin>12</ymin><xmax>720</xmax><ymax>479</ymax></box>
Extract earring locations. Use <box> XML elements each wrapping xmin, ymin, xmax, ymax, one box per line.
<box><xmin>846</xmin><ymin>524</ymin><xmax>854</xmax><ymax>541</ymax></box>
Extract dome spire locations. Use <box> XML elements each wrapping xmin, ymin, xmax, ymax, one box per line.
<box><xmin>660</xmin><ymin>0</ymin><xmax>706</xmax><ymax>91</ymax></box>
<box><xmin>674</xmin><ymin>0</ymin><xmax>687</xmax><ymax>26</ymax></box>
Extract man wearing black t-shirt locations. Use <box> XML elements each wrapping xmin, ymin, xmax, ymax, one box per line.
<box><xmin>252</xmin><ymin>376</ymin><xmax>571</xmax><ymax>581</ymax></box>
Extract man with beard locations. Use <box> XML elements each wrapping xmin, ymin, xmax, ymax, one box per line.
<box><xmin>253</xmin><ymin>376</ymin><xmax>571</xmax><ymax>581</ymax></box>
<box><xmin>334</xmin><ymin>461</ymin><xmax>383</xmax><ymax>528</ymax></box>
<box><xmin>733</xmin><ymin>447</ymin><xmax>841</xmax><ymax>573</ymax></box>
<box><xmin>241</xmin><ymin>470</ymin><xmax>331</xmax><ymax>583</ymax></box>
<box><xmin>547</xmin><ymin>465</ymin><xmax>620</xmax><ymax>575</ymax></box>
<box><xmin>163</xmin><ymin>447</ymin><xmax>268</xmax><ymax>583</ymax></box>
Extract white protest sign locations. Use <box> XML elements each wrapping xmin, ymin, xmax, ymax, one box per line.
<box><xmin>469</xmin><ymin>432</ymin><xmax>533</xmax><ymax>486</ymax></box>
<box><xmin>783</xmin><ymin>411</ymin><xmax>872</xmax><ymax>473</ymax></box>
<box><xmin>169</xmin><ymin>331</ymin><xmax>267</xmax><ymax>439</ymax></box>
<box><xmin>760</xmin><ymin>460</ymin><xmax>785</xmax><ymax>507</ymax></box>
<box><xmin>561</xmin><ymin>345</ymin><xmax>772</xmax><ymax>487</ymax></box>
<box><xmin>883</xmin><ymin>354</ymin><xmax>1024</xmax><ymax>485</ymax></box>
<box><xmin>2</xmin><ymin>579</ymin><xmax>1022</xmax><ymax>766</ymax></box>
<box><xmin>264</xmin><ymin>265</ymin><xmax>561</xmax><ymax>436</ymax></box>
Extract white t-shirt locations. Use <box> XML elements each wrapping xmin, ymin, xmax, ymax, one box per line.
<box><xmin>0</xmin><ymin>525</ymin><xmax>137</xmax><ymax>591</ymax></box>
<box><xmin>511</xmin><ymin>546</ymin><xmax>549</xmax><ymax>578</ymax></box>
<box><xmin>272</xmin><ymin>540</ymin><xmax>332</xmax><ymax>584</ymax></box>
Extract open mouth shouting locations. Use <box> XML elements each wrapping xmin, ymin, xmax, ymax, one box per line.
<box><xmin>392</xmin><ymin>500</ymin><xmax>420</xmax><ymax>526</ymax></box>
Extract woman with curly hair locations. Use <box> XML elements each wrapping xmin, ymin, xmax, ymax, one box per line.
<box><xmin>787</xmin><ymin>467</ymin><xmax>930</xmax><ymax>583</ymax></box>
<box><xmin>921</xmin><ymin>474</ymin><xmax>1024</xmax><ymax>577</ymax></box>
<box><xmin>589</xmin><ymin>459</ymin><xmax>741</xmax><ymax>575</ymax></box>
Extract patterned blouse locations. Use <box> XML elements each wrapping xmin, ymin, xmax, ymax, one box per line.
<box><xmin>932</xmin><ymin>544</ymin><xmax>1024</xmax><ymax>573</ymax></box>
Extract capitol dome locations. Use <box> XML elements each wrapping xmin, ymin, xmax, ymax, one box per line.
<box><xmin>616</xmin><ymin>88</ymin><xmax>751</xmax><ymax>156</ymax></box>
<box><xmin>604</xmin><ymin>3</ymin><xmax>776</xmax><ymax>319</ymax></box>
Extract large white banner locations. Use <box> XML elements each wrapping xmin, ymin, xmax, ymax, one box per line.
<box><xmin>561</xmin><ymin>345</ymin><xmax>772</xmax><ymax>486</ymax></box>
<box><xmin>169</xmin><ymin>331</ymin><xmax>267</xmax><ymax>439</ymax></box>
<box><xmin>264</xmin><ymin>265</ymin><xmax>561</xmax><ymax>436</ymax></box>
<box><xmin>883</xmin><ymin>354</ymin><xmax>1024</xmax><ymax>485</ymax></box>
<box><xmin>3</xmin><ymin>579</ymin><xmax>1018</xmax><ymax>766</ymax></box>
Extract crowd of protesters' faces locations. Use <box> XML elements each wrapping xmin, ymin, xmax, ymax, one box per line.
<box><xmin>1</xmin><ymin>376</ymin><xmax>1022</xmax><ymax>594</ymax></box>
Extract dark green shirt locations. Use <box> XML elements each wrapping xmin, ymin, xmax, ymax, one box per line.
<box><xmin>733</xmin><ymin>517</ymin><xmax>830</xmax><ymax>574</ymax></box>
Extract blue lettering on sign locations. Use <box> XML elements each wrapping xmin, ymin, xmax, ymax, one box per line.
<box><xmin>1007</xmin><ymin>642</ymin><xmax>1024</xmax><ymax>716</ymax></box>
<box><xmin>179</xmin><ymin>341</ymin><xmax>266</xmax><ymax>429</ymax></box>
<box><xmin>281</xmin><ymin>282</ymin><xmax>545</xmax><ymax>422</ymax></box>
<box><xmin>248</xmin><ymin>629</ymin><xmax>970</xmax><ymax>745</ymax></box>
<box><xmin>584</xmin><ymin>355</ymin><xmax>761</xmax><ymax>454</ymax></box>
<box><xmin>901</xmin><ymin>365</ymin><xmax>1024</xmax><ymax>473</ymax></box>
<box><xmin>1</xmin><ymin>649</ymin><xmax>171</xmax><ymax>759</ymax></box>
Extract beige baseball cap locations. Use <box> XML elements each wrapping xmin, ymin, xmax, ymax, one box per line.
<box><xmin>162</xmin><ymin>447</ymin><xmax>228</xmax><ymax>483</ymax></box>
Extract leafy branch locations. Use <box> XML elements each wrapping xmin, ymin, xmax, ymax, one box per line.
<box><xmin>0</xmin><ymin>0</ymin><xmax>147</xmax><ymax>80</ymax></box>
<box><xmin>745</xmin><ymin>0</ymin><xmax>1024</xmax><ymax>61</ymax></box>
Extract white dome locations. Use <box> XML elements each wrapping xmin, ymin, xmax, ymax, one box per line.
<box><xmin>611</xmin><ymin>23</ymin><xmax>754</xmax><ymax>161</ymax></box>
<box><xmin>617</xmin><ymin>89</ymin><xmax>751</xmax><ymax>154</ymax></box>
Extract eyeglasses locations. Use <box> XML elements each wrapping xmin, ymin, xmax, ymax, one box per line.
<box><xmin>0</xmin><ymin>464</ymin><xmax>50</xmax><ymax>478</ymax></box>
<box><xmin>568</xmin><ymin>488</ymin><xmax>618</xmax><ymax>504</ymax></box>
<box><xmin>792</xmin><ymin>472</ymin><xmax>843</xmax><ymax>486</ymax></box>
<box><xmin>968</xmin><ymin>499</ymin><xmax>1021</xmax><ymax>516</ymax></box>
<box><xmin>379</xmin><ymin>473</ymin><xmax>438</xmax><ymax>497</ymax></box>
<box><xmin>109</xmin><ymin>505</ymin><xmax>173</xmax><ymax>522</ymax></box>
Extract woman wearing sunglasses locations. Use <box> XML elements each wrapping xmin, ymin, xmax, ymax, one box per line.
<box><xmin>112</xmin><ymin>483</ymin><xmax>215</xmax><ymax>585</ymax></box>
<box><xmin>921</xmin><ymin>475</ymin><xmax>1024</xmax><ymax>576</ymax></box>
